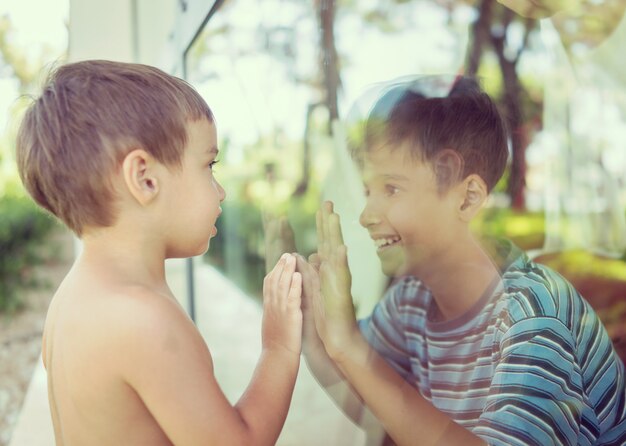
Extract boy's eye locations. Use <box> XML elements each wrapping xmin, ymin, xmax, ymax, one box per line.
<box><xmin>363</xmin><ymin>186</ymin><xmax>370</xmax><ymax>197</ymax></box>
<box><xmin>385</xmin><ymin>185</ymin><xmax>399</xmax><ymax>196</ymax></box>
<box><xmin>208</xmin><ymin>160</ymin><xmax>219</xmax><ymax>170</ymax></box>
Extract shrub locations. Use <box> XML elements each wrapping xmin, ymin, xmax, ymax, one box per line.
<box><xmin>473</xmin><ymin>208</ymin><xmax>545</xmax><ymax>251</ymax></box>
<box><xmin>0</xmin><ymin>194</ymin><xmax>57</xmax><ymax>313</ymax></box>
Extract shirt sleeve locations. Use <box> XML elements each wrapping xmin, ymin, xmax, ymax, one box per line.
<box><xmin>358</xmin><ymin>279</ymin><xmax>415</xmax><ymax>381</ymax></box>
<box><xmin>474</xmin><ymin>316</ymin><xmax>584</xmax><ymax>446</ymax></box>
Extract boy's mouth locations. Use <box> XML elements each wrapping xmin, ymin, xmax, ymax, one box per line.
<box><xmin>373</xmin><ymin>236</ymin><xmax>402</xmax><ymax>251</ymax></box>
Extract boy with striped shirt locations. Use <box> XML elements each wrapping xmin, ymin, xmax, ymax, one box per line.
<box><xmin>298</xmin><ymin>76</ymin><xmax>626</xmax><ymax>445</ymax></box>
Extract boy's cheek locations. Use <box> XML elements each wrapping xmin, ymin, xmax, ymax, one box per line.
<box><xmin>378</xmin><ymin>246</ymin><xmax>406</xmax><ymax>277</ymax></box>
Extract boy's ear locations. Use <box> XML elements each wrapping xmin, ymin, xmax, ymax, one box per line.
<box><xmin>458</xmin><ymin>174</ymin><xmax>488</xmax><ymax>221</ymax></box>
<box><xmin>121</xmin><ymin>149</ymin><xmax>160</xmax><ymax>206</ymax></box>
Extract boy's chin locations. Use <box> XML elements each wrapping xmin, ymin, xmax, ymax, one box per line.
<box><xmin>166</xmin><ymin>241</ymin><xmax>210</xmax><ymax>259</ymax></box>
<box><xmin>193</xmin><ymin>240</ymin><xmax>211</xmax><ymax>257</ymax></box>
<box><xmin>378</xmin><ymin>247</ymin><xmax>407</xmax><ymax>277</ymax></box>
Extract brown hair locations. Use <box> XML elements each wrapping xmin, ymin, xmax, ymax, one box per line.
<box><xmin>360</xmin><ymin>76</ymin><xmax>509</xmax><ymax>192</ymax></box>
<box><xmin>16</xmin><ymin>60</ymin><xmax>213</xmax><ymax>236</ymax></box>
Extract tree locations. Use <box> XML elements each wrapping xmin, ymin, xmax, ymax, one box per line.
<box><xmin>316</xmin><ymin>0</ymin><xmax>341</xmax><ymax>125</ymax></box>
<box><xmin>464</xmin><ymin>0</ymin><xmax>539</xmax><ymax>209</ymax></box>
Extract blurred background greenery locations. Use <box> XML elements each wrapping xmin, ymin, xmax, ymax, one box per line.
<box><xmin>1</xmin><ymin>1</ymin><xmax>625</xmax><ymax>362</ymax></box>
<box><xmin>184</xmin><ymin>0</ymin><xmax>626</xmax><ymax>358</ymax></box>
<box><xmin>0</xmin><ymin>7</ymin><xmax>66</xmax><ymax>315</ymax></box>
<box><xmin>186</xmin><ymin>0</ymin><xmax>626</xmax><ymax>285</ymax></box>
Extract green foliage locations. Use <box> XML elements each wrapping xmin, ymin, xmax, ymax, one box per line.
<box><xmin>203</xmin><ymin>130</ymin><xmax>327</xmax><ymax>298</ymax></box>
<box><xmin>538</xmin><ymin>251</ymin><xmax>626</xmax><ymax>282</ymax></box>
<box><xmin>472</xmin><ymin>207</ymin><xmax>545</xmax><ymax>251</ymax></box>
<box><xmin>0</xmin><ymin>194</ymin><xmax>57</xmax><ymax>314</ymax></box>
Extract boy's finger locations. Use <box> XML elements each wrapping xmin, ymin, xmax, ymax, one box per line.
<box><xmin>308</xmin><ymin>253</ymin><xmax>321</xmax><ymax>271</ymax></box>
<box><xmin>310</xmin><ymin>276</ymin><xmax>326</xmax><ymax>335</ymax></box>
<box><xmin>294</xmin><ymin>255</ymin><xmax>312</xmax><ymax>284</ymax></box>
<box><xmin>316</xmin><ymin>208</ymin><xmax>322</xmax><ymax>242</ymax></box>
<box><xmin>319</xmin><ymin>214</ymin><xmax>330</xmax><ymax>261</ymax></box>
<box><xmin>288</xmin><ymin>272</ymin><xmax>302</xmax><ymax>303</ymax></box>
<box><xmin>328</xmin><ymin>212</ymin><xmax>344</xmax><ymax>247</ymax></box>
<box><xmin>337</xmin><ymin>244</ymin><xmax>348</xmax><ymax>265</ymax></box>
<box><xmin>269</xmin><ymin>254</ymin><xmax>289</xmax><ymax>300</ymax></box>
<box><xmin>316</xmin><ymin>208</ymin><xmax>327</xmax><ymax>258</ymax></box>
<box><xmin>277</xmin><ymin>254</ymin><xmax>296</xmax><ymax>297</ymax></box>
<box><xmin>295</xmin><ymin>254</ymin><xmax>314</xmax><ymax>277</ymax></box>
<box><xmin>294</xmin><ymin>255</ymin><xmax>316</xmax><ymax>302</ymax></box>
<box><xmin>336</xmin><ymin>244</ymin><xmax>351</xmax><ymax>285</ymax></box>
<box><xmin>322</xmin><ymin>202</ymin><xmax>332</xmax><ymax>252</ymax></box>
<box><xmin>264</xmin><ymin>266</ymin><xmax>277</xmax><ymax>301</ymax></box>
<box><xmin>310</xmin><ymin>262</ymin><xmax>321</xmax><ymax>292</ymax></box>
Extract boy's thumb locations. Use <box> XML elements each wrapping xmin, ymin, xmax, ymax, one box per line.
<box><xmin>308</xmin><ymin>253</ymin><xmax>321</xmax><ymax>271</ymax></box>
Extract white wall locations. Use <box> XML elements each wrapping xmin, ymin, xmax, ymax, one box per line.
<box><xmin>69</xmin><ymin>0</ymin><xmax>178</xmax><ymax>68</ymax></box>
<box><xmin>69</xmin><ymin>0</ymin><xmax>134</xmax><ymax>62</ymax></box>
<box><xmin>67</xmin><ymin>0</ymin><xmax>187</xmax><ymax>299</ymax></box>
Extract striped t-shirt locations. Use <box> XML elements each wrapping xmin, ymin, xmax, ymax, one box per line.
<box><xmin>359</xmin><ymin>242</ymin><xmax>626</xmax><ymax>445</ymax></box>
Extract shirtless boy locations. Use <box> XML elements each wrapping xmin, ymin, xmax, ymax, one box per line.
<box><xmin>16</xmin><ymin>60</ymin><xmax>302</xmax><ymax>445</ymax></box>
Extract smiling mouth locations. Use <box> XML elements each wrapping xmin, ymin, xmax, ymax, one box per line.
<box><xmin>374</xmin><ymin>236</ymin><xmax>401</xmax><ymax>250</ymax></box>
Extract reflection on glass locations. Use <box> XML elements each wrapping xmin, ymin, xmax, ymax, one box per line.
<box><xmin>183</xmin><ymin>0</ymin><xmax>626</xmax><ymax>443</ymax></box>
<box><xmin>186</xmin><ymin>0</ymin><xmax>323</xmax><ymax>297</ymax></box>
<box><xmin>184</xmin><ymin>0</ymin><xmax>476</xmax><ymax>302</ymax></box>
<box><xmin>185</xmin><ymin>0</ymin><xmax>626</xmax><ymax>323</ymax></box>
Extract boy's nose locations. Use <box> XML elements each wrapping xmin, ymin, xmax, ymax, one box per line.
<box><xmin>359</xmin><ymin>204</ymin><xmax>381</xmax><ymax>228</ymax></box>
<box><xmin>216</xmin><ymin>180</ymin><xmax>226</xmax><ymax>202</ymax></box>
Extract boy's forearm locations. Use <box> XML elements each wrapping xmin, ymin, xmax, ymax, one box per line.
<box><xmin>302</xmin><ymin>341</ymin><xmax>366</xmax><ymax>424</ymax></box>
<box><xmin>302</xmin><ymin>336</ymin><xmax>342</xmax><ymax>387</ymax></box>
<box><xmin>234</xmin><ymin>349</ymin><xmax>300</xmax><ymax>445</ymax></box>
<box><xmin>333</xmin><ymin>333</ymin><xmax>487</xmax><ymax>446</ymax></box>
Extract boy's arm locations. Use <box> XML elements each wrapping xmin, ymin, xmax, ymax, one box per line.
<box><xmin>297</xmin><ymin>254</ymin><xmax>388</xmax><ymax>444</ymax></box>
<box><xmin>119</xmin><ymin>254</ymin><xmax>302</xmax><ymax>446</ymax></box>
<box><xmin>263</xmin><ymin>213</ymin><xmax>382</xmax><ymax>433</ymax></box>
<box><xmin>314</xmin><ymin>201</ymin><xmax>487</xmax><ymax>446</ymax></box>
<box><xmin>296</xmin><ymin>253</ymin><xmax>371</xmax><ymax>425</ymax></box>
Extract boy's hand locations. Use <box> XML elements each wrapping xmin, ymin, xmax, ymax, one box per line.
<box><xmin>262</xmin><ymin>213</ymin><xmax>297</xmax><ymax>274</ymax></box>
<box><xmin>313</xmin><ymin>201</ymin><xmax>360</xmax><ymax>361</ymax></box>
<box><xmin>262</xmin><ymin>253</ymin><xmax>303</xmax><ymax>357</ymax></box>
<box><xmin>294</xmin><ymin>253</ymin><xmax>324</xmax><ymax>354</ymax></box>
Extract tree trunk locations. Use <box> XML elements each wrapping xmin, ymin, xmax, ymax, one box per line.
<box><xmin>489</xmin><ymin>6</ymin><xmax>531</xmax><ymax>209</ymax></box>
<box><xmin>466</xmin><ymin>0</ymin><xmax>493</xmax><ymax>77</ymax></box>
<box><xmin>317</xmin><ymin>0</ymin><xmax>341</xmax><ymax>129</ymax></box>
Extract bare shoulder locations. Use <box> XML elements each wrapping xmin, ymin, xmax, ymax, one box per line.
<box><xmin>104</xmin><ymin>286</ymin><xmax>211</xmax><ymax>361</ymax></box>
<box><xmin>110</xmin><ymin>286</ymin><xmax>195</xmax><ymax>337</ymax></box>
<box><xmin>46</xmin><ymin>280</ymin><xmax>213</xmax><ymax>383</ymax></box>
<box><xmin>106</xmin><ymin>286</ymin><xmax>215</xmax><ymax>383</ymax></box>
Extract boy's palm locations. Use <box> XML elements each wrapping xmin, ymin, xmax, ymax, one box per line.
<box><xmin>294</xmin><ymin>254</ymin><xmax>323</xmax><ymax>349</ymax></box>
<box><xmin>262</xmin><ymin>254</ymin><xmax>303</xmax><ymax>356</ymax></box>
<box><xmin>313</xmin><ymin>202</ymin><xmax>359</xmax><ymax>360</ymax></box>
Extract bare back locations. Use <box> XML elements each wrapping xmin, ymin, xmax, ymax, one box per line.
<box><xmin>43</xmin><ymin>267</ymin><xmax>178</xmax><ymax>446</ymax></box>
<box><xmin>40</xmin><ymin>246</ymin><xmax>302</xmax><ymax>446</ymax></box>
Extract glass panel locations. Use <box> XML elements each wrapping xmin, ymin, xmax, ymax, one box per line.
<box><xmin>186</xmin><ymin>0</ymin><xmax>321</xmax><ymax>298</ymax></box>
<box><xmin>185</xmin><ymin>0</ymin><xmax>626</xmax><ymax>443</ymax></box>
<box><xmin>184</xmin><ymin>0</ymin><xmax>481</xmax><ymax>310</ymax></box>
